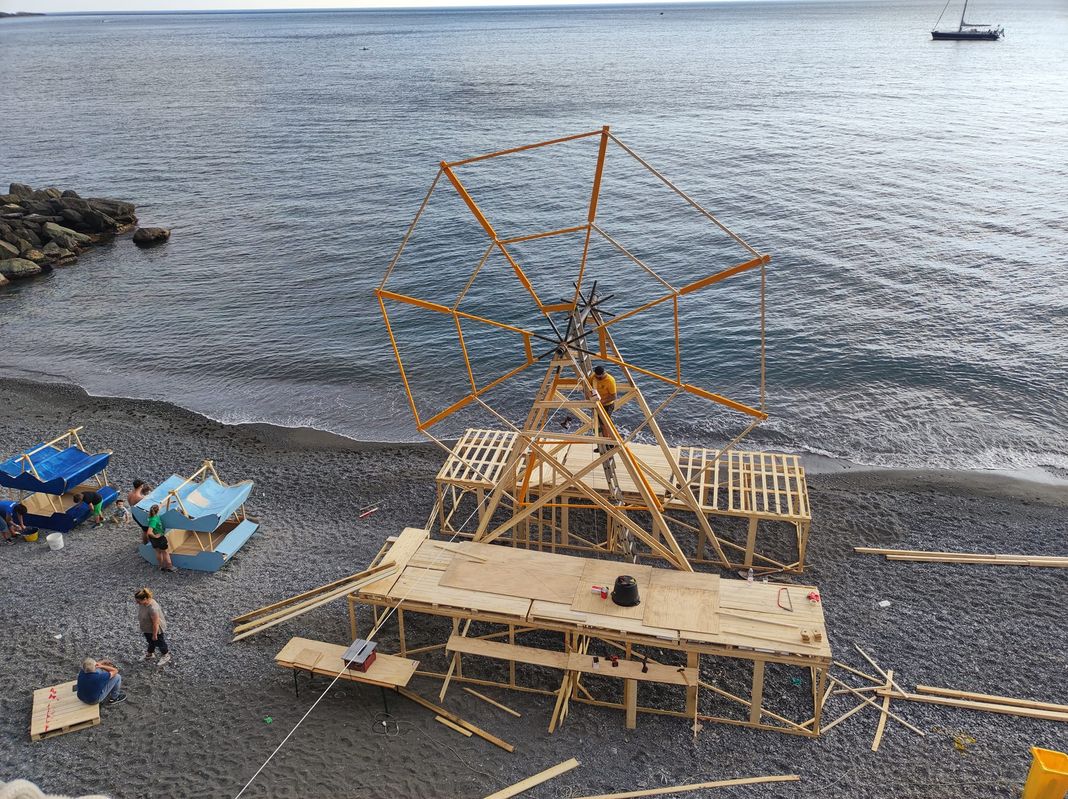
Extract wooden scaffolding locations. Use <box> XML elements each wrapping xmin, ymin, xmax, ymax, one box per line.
<box><xmin>347</xmin><ymin>528</ymin><xmax>831</xmax><ymax>736</ymax></box>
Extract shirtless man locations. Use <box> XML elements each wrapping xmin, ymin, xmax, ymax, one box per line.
<box><xmin>128</xmin><ymin>479</ymin><xmax>152</xmax><ymax>544</ymax></box>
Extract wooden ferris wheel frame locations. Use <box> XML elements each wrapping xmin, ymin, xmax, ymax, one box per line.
<box><xmin>375</xmin><ymin>126</ymin><xmax>806</xmax><ymax>574</ymax></box>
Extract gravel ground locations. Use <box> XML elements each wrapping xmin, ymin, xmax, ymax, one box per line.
<box><xmin>0</xmin><ymin>377</ymin><xmax>1064</xmax><ymax>799</ymax></box>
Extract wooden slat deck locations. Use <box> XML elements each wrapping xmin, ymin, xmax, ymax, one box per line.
<box><xmin>275</xmin><ymin>637</ymin><xmax>418</xmax><ymax>689</ymax></box>
<box><xmin>30</xmin><ymin>681</ymin><xmax>100</xmax><ymax>741</ymax></box>
<box><xmin>437</xmin><ymin>428</ymin><xmax>811</xmax><ymax>524</ymax></box>
<box><xmin>357</xmin><ymin>533</ymin><xmax>830</xmax><ymax>661</ymax></box>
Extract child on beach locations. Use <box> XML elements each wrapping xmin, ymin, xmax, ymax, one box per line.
<box><xmin>146</xmin><ymin>504</ymin><xmax>174</xmax><ymax>572</ymax></box>
<box><xmin>128</xmin><ymin>480</ymin><xmax>152</xmax><ymax>544</ymax></box>
<box><xmin>110</xmin><ymin>498</ymin><xmax>131</xmax><ymax>525</ymax></box>
<box><xmin>85</xmin><ymin>490</ymin><xmax>105</xmax><ymax>527</ymax></box>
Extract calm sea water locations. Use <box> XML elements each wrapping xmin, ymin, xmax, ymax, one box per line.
<box><xmin>1</xmin><ymin>1</ymin><xmax>1066</xmax><ymax>478</ymax></box>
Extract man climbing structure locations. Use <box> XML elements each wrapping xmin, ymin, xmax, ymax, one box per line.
<box><xmin>591</xmin><ymin>365</ymin><xmax>617</xmax><ymax>417</ymax></box>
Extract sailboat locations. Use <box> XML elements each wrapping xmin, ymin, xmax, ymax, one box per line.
<box><xmin>931</xmin><ymin>0</ymin><xmax>1004</xmax><ymax>40</ymax></box>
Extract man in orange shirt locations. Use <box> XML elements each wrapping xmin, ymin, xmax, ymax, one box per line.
<box><xmin>591</xmin><ymin>365</ymin><xmax>617</xmax><ymax>417</ymax></box>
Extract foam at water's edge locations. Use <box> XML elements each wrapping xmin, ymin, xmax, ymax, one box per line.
<box><xmin>2</xmin><ymin>373</ymin><xmax>1064</xmax><ymax>489</ymax></box>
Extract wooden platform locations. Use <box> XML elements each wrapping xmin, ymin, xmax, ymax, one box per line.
<box><xmin>350</xmin><ymin>528</ymin><xmax>832</xmax><ymax>736</ymax></box>
<box><xmin>275</xmin><ymin>636</ymin><xmax>419</xmax><ymax>689</ymax></box>
<box><xmin>435</xmin><ymin>428</ymin><xmax>813</xmax><ymax>572</ymax></box>
<box><xmin>30</xmin><ymin>681</ymin><xmax>100</xmax><ymax>741</ymax></box>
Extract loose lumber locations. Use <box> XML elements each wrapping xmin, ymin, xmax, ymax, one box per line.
<box><xmin>463</xmin><ymin>687</ymin><xmax>522</xmax><ymax>717</ymax></box>
<box><xmin>482</xmin><ymin>758</ymin><xmax>580</xmax><ymax>799</ymax></box>
<box><xmin>853</xmin><ymin>645</ymin><xmax>906</xmax><ymax>695</ymax></box>
<box><xmin>819</xmin><ymin>699</ymin><xmax>870</xmax><ymax>734</ymax></box>
<box><xmin>854</xmin><ymin>547</ymin><xmax>1068</xmax><ymax>568</ymax></box>
<box><xmin>436</xmin><ymin>715</ymin><xmax>473</xmax><ymax>736</ymax></box>
<box><xmin>396</xmin><ymin>687</ymin><xmax>515</xmax><ymax>752</ymax></box>
<box><xmin>233</xmin><ymin>561</ymin><xmax>397</xmax><ymax>623</ymax></box>
<box><xmin>829</xmin><ymin>677</ymin><xmax>925</xmax><ymax>737</ymax></box>
<box><xmin>232</xmin><ymin>565</ymin><xmax>397</xmax><ymax>642</ymax></box>
<box><xmin>870</xmin><ymin>669</ymin><xmax>893</xmax><ymax>752</ymax></box>
<box><xmin>833</xmin><ymin>661</ymin><xmax>882</xmax><ymax>684</ymax></box>
<box><xmin>30</xmin><ymin>681</ymin><xmax>100</xmax><ymax>741</ymax></box>
<box><xmin>878</xmin><ymin>690</ymin><xmax>1068</xmax><ymax>723</ymax></box>
<box><xmin>570</xmin><ymin>774</ymin><xmax>800</xmax><ymax>798</ymax></box>
<box><xmin>914</xmin><ymin>685</ymin><xmax>1068</xmax><ymax>714</ymax></box>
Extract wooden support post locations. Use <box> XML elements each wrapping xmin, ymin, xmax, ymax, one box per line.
<box><xmin>744</xmin><ymin>517</ymin><xmax>759</xmax><ymax>569</ymax></box>
<box><xmin>624</xmin><ymin>679</ymin><xmax>637</xmax><ymax>729</ymax></box>
<box><xmin>685</xmin><ymin>652</ymin><xmax>699</xmax><ymax>717</ymax></box>
<box><xmin>397</xmin><ymin>609</ymin><xmax>406</xmax><ymax>657</ymax></box>
<box><xmin>749</xmin><ymin>660</ymin><xmax>765</xmax><ymax>725</ymax></box>
<box><xmin>347</xmin><ymin>595</ymin><xmax>357</xmax><ymax>641</ymax></box>
<box><xmin>871</xmin><ymin>669</ymin><xmax>894</xmax><ymax>752</ymax></box>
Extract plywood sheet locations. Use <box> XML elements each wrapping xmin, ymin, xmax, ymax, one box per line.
<box><xmin>362</xmin><ymin>527</ymin><xmax>429</xmax><ymax>595</ymax></box>
<box><xmin>718</xmin><ymin>583</ymin><xmax>825</xmax><ymax>623</ymax></box>
<box><xmin>439</xmin><ymin>547</ymin><xmax>584</xmax><ymax>603</ymax></box>
<box><xmin>570</xmin><ymin>561</ymin><xmax>653</xmax><ymax>619</ymax></box>
<box><xmin>387</xmin><ymin>567</ymin><xmax>532</xmax><ymax>619</ymax></box>
<box><xmin>530</xmin><ymin>600</ymin><xmax>680</xmax><ymax>641</ymax></box>
<box><xmin>642</xmin><ymin>569</ymin><xmax>720</xmax><ymax>634</ymax></box>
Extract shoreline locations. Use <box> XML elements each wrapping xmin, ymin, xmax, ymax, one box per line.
<box><xmin>0</xmin><ymin>374</ymin><xmax>1065</xmax><ymax>798</ymax></box>
<box><xmin>3</xmin><ymin>375</ymin><xmax>1065</xmax><ymax>499</ymax></box>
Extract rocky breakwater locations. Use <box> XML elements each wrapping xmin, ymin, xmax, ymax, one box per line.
<box><xmin>0</xmin><ymin>182</ymin><xmax>141</xmax><ymax>286</ymax></box>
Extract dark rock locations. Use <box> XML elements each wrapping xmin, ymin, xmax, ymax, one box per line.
<box><xmin>1</xmin><ymin>204</ymin><xmax>22</xmax><ymax>214</ymax></box>
<box><xmin>41</xmin><ymin>241</ymin><xmax>75</xmax><ymax>263</ymax></box>
<box><xmin>59</xmin><ymin>208</ymin><xmax>84</xmax><ymax>227</ymax></box>
<box><xmin>22</xmin><ymin>248</ymin><xmax>46</xmax><ymax>263</ymax></box>
<box><xmin>44</xmin><ymin>187</ymin><xmax>62</xmax><ymax>199</ymax></box>
<box><xmin>12</xmin><ymin>224</ymin><xmax>42</xmax><ymax>246</ymax></box>
<box><xmin>0</xmin><ymin>194</ymin><xmax>16</xmax><ymax>204</ymax></box>
<box><xmin>132</xmin><ymin>227</ymin><xmax>171</xmax><ymax>247</ymax></box>
<box><xmin>8</xmin><ymin>183</ymin><xmax>33</xmax><ymax>198</ymax></box>
<box><xmin>24</xmin><ymin>214</ymin><xmax>61</xmax><ymax>225</ymax></box>
<box><xmin>61</xmin><ymin>189</ymin><xmax>81</xmax><ymax>199</ymax></box>
<box><xmin>42</xmin><ymin>221</ymin><xmax>92</xmax><ymax>249</ymax></box>
<box><xmin>0</xmin><ymin>257</ymin><xmax>43</xmax><ymax>278</ymax></box>
<box><xmin>22</xmin><ymin>200</ymin><xmax>53</xmax><ymax>215</ymax></box>
<box><xmin>0</xmin><ymin>239</ymin><xmax>19</xmax><ymax>259</ymax></box>
<box><xmin>16</xmin><ymin>238</ymin><xmax>34</xmax><ymax>255</ymax></box>
<box><xmin>0</xmin><ymin>222</ymin><xmax>11</xmax><ymax>240</ymax></box>
<box><xmin>88</xmin><ymin>197</ymin><xmax>136</xmax><ymax>220</ymax></box>
<box><xmin>57</xmin><ymin>196</ymin><xmax>91</xmax><ymax>213</ymax></box>
<box><xmin>80</xmin><ymin>208</ymin><xmax>117</xmax><ymax>233</ymax></box>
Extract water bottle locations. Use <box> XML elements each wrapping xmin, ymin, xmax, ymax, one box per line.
<box><xmin>746</xmin><ymin>567</ymin><xmax>754</xmax><ymax>585</ymax></box>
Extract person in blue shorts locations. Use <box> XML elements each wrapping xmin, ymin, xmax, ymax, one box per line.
<box><xmin>76</xmin><ymin>657</ymin><xmax>126</xmax><ymax>705</ymax></box>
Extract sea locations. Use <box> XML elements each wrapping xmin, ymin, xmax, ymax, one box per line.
<box><xmin>1</xmin><ymin>0</ymin><xmax>1066</xmax><ymax>480</ymax></box>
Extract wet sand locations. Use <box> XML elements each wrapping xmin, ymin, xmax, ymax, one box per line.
<box><xmin>0</xmin><ymin>377</ymin><xmax>1064</xmax><ymax>799</ymax></box>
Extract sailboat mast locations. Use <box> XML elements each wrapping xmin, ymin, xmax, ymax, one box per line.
<box><xmin>959</xmin><ymin>0</ymin><xmax>968</xmax><ymax>30</ymax></box>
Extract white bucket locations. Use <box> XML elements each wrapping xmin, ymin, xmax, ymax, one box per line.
<box><xmin>46</xmin><ymin>533</ymin><xmax>64</xmax><ymax>551</ymax></box>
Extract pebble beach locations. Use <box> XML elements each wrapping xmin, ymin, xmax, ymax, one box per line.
<box><xmin>0</xmin><ymin>376</ymin><xmax>1065</xmax><ymax>799</ymax></box>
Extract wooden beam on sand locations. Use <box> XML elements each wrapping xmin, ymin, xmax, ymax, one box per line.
<box><xmin>396</xmin><ymin>687</ymin><xmax>515</xmax><ymax>752</ymax></box>
<box><xmin>483</xmin><ymin>758</ymin><xmax>580</xmax><ymax>799</ymax></box>
<box><xmin>853</xmin><ymin>547</ymin><xmax>1068</xmax><ymax>568</ymax></box>
<box><xmin>463</xmin><ymin>687</ymin><xmax>522</xmax><ymax>717</ymax></box>
<box><xmin>878</xmin><ymin>691</ymin><xmax>1068</xmax><ymax>723</ymax></box>
<box><xmin>829</xmin><ymin>677</ymin><xmax>925</xmax><ymax>737</ymax></box>
<box><xmin>870</xmin><ymin>669</ymin><xmax>894</xmax><ymax>752</ymax></box>
<box><xmin>914</xmin><ymin>685</ymin><xmax>1068</xmax><ymax>714</ymax></box>
<box><xmin>570</xmin><ymin>774</ymin><xmax>800</xmax><ymax>799</ymax></box>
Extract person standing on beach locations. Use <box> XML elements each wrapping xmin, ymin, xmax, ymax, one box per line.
<box><xmin>134</xmin><ymin>587</ymin><xmax>171</xmax><ymax>666</ymax></box>
<box><xmin>146</xmin><ymin>504</ymin><xmax>174</xmax><ymax>572</ymax></box>
<box><xmin>128</xmin><ymin>480</ymin><xmax>152</xmax><ymax>544</ymax></box>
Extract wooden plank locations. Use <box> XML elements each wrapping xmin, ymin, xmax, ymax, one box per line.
<box><xmin>829</xmin><ymin>677</ymin><xmax>925</xmax><ymax>736</ymax></box>
<box><xmin>385</xmin><ymin>568</ymin><xmax>533</xmax><ymax>619</ymax></box>
<box><xmin>624</xmin><ymin>679</ymin><xmax>637</xmax><ymax>729</ymax></box>
<box><xmin>570</xmin><ymin>561</ymin><xmax>653</xmax><ymax>619</ymax></box>
<box><xmin>447</xmin><ymin>635</ymin><xmax>570</xmax><ymax>670</ymax></box>
<box><xmin>641</xmin><ymin>569</ymin><xmax>720</xmax><ymax>635</ymax></box>
<box><xmin>230</xmin><ymin>561</ymin><xmax>396</xmax><ymax>622</ymax></box>
<box><xmin>880</xmin><ymin>691</ymin><xmax>1068</xmax><ymax>723</ymax></box>
<box><xmin>436</xmin><ymin>715</ymin><xmax>473</xmax><ymax>736</ymax></box>
<box><xmin>854</xmin><ymin>547</ymin><xmax>1068</xmax><ymax>567</ymax></box>
<box><xmin>275</xmin><ymin>637</ymin><xmax>418</xmax><ymax>689</ymax></box>
<box><xmin>396</xmin><ymin>687</ymin><xmax>515</xmax><ymax>752</ymax></box>
<box><xmin>870</xmin><ymin>669</ymin><xmax>893</xmax><ymax>752</ymax></box>
<box><xmin>529</xmin><ymin>600</ymin><xmax>680</xmax><ymax>641</ymax></box>
<box><xmin>361</xmin><ymin>528</ymin><xmax>431</xmax><ymax>595</ymax></box>
<box><xmin>914</xmin><ymin>685</ymin><xmax>1068</xmax><ymax>714</ymax></box>
<box><xmin>570</xmin><ymin>774</ymin><xmax>800</xmax><ymax>799</ymax></box>
<box><xmin>439</xmin><ymin>549</ymin><xmax>585</xmax><ymax>603</ymax></box>
<box><xmin>483</xmin><ymin>758</ymin><xmax>580</xmax><ymax>799</ymax></box>
<box><xmin>749</xmin><ymin>661</ymin><xmax>765</xmax><ymax>724</ymax></box>
<box><xmin>30</xmin><ymin>681</ymin><xmax>100</xmax><ymax>741</ymax></box>
<box><xmin>463</xmin><ymin>687</ymin><xmax>522</xmax><ymax>717</ymax></box>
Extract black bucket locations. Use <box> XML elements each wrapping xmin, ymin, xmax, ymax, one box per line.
<box><xmin>611</xmin><ymin>575</ymin><xmax>640</xmax><ymax>607</ymax></box>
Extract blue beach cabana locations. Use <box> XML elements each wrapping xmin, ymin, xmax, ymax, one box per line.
<box><xmin>0</xmin><ymin>427</ymin><xmax>118</xmax><ymax>532</ymax></box>
<box><xmin>133</xmin><ymin>459</ymin><xmax>258</xmax><ymax>572</ymax></box>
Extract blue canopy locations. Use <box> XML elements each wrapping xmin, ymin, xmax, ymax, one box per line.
<box><xmin>0</xmin><ymin>444</ymin><xmax>111</xmax><ymax>495</ymax></box>
<box><xmin>132</xmin><ymin>473</ymin><xmax>254</xmax><ymax>533</ymax></box>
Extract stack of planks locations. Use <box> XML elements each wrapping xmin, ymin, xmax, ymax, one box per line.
<box><xmin>884</xmin><ymin>685</ymin><xmax>1068</xmax><ymax>724</ymax></box>
<box><xmin>232</xmin><ymin>561</ymin><xmax>396</xmax><ymax>642</ymax></box>
<box><xmin>854</xmin><ymin>547</ymin><xmax>1068</xmax><ymax>568</ymax></box>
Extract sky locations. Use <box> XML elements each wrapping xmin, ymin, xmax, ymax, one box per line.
<box><xmin>4</xmin><ymin>0</ymin><xmax>723</xmax><ymax>11</ymax></box>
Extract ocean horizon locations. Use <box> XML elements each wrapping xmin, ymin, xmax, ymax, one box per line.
<box><xmin>1</xmin><ymin>0</ymin><xmax>1065</xmax><ymax>480</ymax></box>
